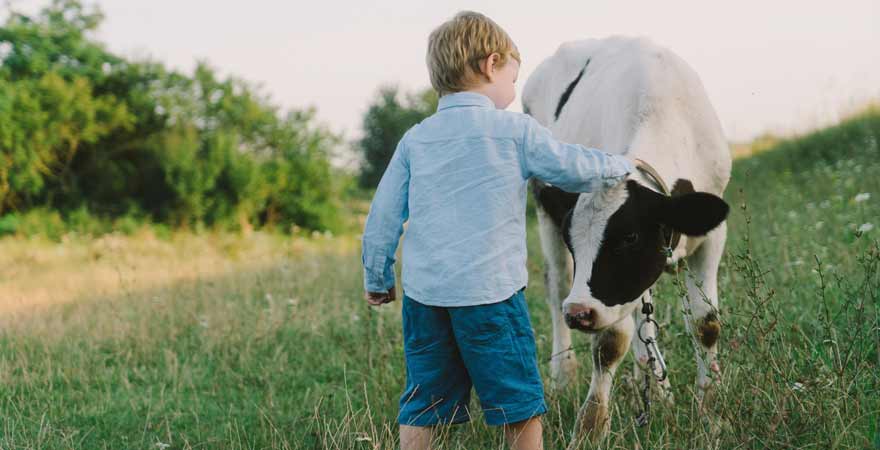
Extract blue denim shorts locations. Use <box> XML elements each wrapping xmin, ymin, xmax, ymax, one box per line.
<box><xmin>398</xmin><ymin>288</ymin><xmax>546</xmax><ymax>426</ymax></box>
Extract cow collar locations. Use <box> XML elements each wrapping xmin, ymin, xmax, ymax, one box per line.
<box><xmin>634</xmin><ymin>158</ymin><xmax>670</xmax><ymax>196</ymax></box>
<box><xmin>633</xmin><ymin>158</ymin><xmax>679</xmax><ymax>258</ymax></box>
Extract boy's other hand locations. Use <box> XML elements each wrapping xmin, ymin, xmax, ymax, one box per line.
<box><xmin>365</xmin><ymin>286</ymin><xmax>396</xmax><ymax>306</ymax></box>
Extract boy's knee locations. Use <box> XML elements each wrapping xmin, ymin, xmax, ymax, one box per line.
<box><xmin>505</xmin><ymin>415</ymin><xmax>541</xmax><ymax>428</ymax></box>
<box><xmin>504</xmin><ymin>416</ymin><xmax>544</xmax><ymax>450</ymax></box>
<box><xmin>400</xmin><ymin>424</ymin><xmax>434</xmax><ymax>450</ymax></box>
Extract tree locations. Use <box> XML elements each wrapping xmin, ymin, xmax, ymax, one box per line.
<box><xmin>0</xmin><ymin>0</ymin><xmax>343</xmax><ymax>232</ymax></box>
<box><xmin>357</xmin><ymin>86</ymin><xmax>437</xmax><ymax>188</ymax></box>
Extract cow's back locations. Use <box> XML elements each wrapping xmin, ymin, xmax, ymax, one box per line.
<box><xmin>522</xmin><ymin>36</ymin><xmax>730</xmax><ymax>196</ymax></box>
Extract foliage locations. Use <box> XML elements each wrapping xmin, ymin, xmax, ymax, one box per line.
<box><xmin>357</xmin><ymin>86</ymin><xmax>437</xmax><ymax>188</ymax></box>
<box><xmin>0</xmin><ymin>0</ymin><xmax>341</xmax><ymax>232</ymax></box>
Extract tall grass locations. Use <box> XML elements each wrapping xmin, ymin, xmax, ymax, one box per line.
<box><xmin>1</xmin><ymin>109</ymin><xmax>879</xmax><ymax>448</ymax></box>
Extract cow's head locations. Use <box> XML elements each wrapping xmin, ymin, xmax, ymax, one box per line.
<box><xmin>561</xmin><ymin>178</ymin><xmax>729</xmax><ymax>332</ymax></box>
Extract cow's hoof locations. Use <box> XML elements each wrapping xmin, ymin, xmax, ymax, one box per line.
<box><xmin>656</xmin><ymin>379</ymin><xmax>675</xmax><ymax>406</ymax></box>
<box><xmin>700</xmin><ymin>410</ymin><xmax>731</xmax><ymax>438</ymax></box>
<box><xmin>697</xmin><ymin>381</ymin><xmax>719</xmax><ymax>414</ymax></box>
<box><xmin>696</xmin><ymin>359</ymin><xmax>721</xmax><ymax>411</ymax></box>
<box><xmin>570</xmin><ymin>397</ymin><xmax>610</xmax><ymax>449</ymax></box>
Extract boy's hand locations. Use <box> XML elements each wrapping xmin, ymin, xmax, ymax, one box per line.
<box><xmin>365</xmin><ymin>286</ymin><xmax>396</xmax><ymax>306</ymax></box>
<box><xmin>624</xmin><ymin>155</ymin><xmax>638</xmax><ymax>173</ymax></box>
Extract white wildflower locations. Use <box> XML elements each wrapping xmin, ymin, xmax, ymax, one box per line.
<box><xmin>156</xmin><ymin>443</ymin><xmax>171</xmax><ymax>450</ymax></box>
<box><xmin>857</xmin><ymin>223</ymin><xmax>874</xmax><ymax>234</ymax></box>
<box><xmin>351</xmin><ymin>313</ymin><xmax>360</xmax><ymax>322</ymax></box>
<box><xmin>854</xmin><ymin>192</ymin><xmax>871</xmax><ymax>203</ymax></box>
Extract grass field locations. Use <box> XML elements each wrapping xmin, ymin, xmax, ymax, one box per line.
<box><xmin>2</xmin><ymin>110</ymin><xmax>879</xmax><ymax>449</ymax></box>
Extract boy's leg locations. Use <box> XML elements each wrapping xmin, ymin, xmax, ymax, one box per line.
<box><xmin>449</xmin><ymin>288</ymin><xmax>546</xmax><ymax>447</ymax></box>
<box><xmin>504</xmin><ymin>416</ymin><xmax>544</xmax><ymax>450</ymax></box>
<box><xmin>400</xmin><ymin>418</ymin><xmax>540</xmax><ymax>450</ymax></box>
<box><xmin>400</xmin><ymin>425</ymin><xmax>433</xmax><ymax>450</ymax></box>
<box><xmin>398</xmin><ymin>295</ymin><xmax>472</xmax><ymax>431</ymax></box>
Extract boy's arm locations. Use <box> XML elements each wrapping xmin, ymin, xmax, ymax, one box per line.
<box><xmin>361</xmin><ymin>137</ymin><xmax>410</xmax><ymax>303</ymax></box>
<box><xmin>520</xmin><ymin>116</ymin><xmax>635</xmax><ymax>192</ymax></box>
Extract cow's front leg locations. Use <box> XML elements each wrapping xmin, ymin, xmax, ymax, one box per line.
<box><xmin>568</xmin><ymin>315</ymin><xmax>634</xmax><ymax>448</ymax></box>
<box><xmin>682</xmin><ymin>222</ymin><xmax>726</xmax><ymax>406</ymax></box>
<box><xmin>537</xmin><ymin>209</ymin><xmax>576</xmax><ymax>390</ymax></box>
<box><xmin>631</xmin><ymin>289</ymin><xmax>673</xmax><ymax>404</ymax></box>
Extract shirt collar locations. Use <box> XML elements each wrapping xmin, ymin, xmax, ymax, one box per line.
<box><xmin>437</xmin><ymin>91</ymin><xmax>497</xmax><ymax>111</ymax></box>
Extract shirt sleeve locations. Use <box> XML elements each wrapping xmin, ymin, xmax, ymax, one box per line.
<box><xmin>361</xmin><ymin>136</ymin><xmax>410</xmax><ymax>293</ymax></box>
<box><xmin>519</xmin><ymin>116</ymin><xmax>635</xmax><ymax>192</ymax></box>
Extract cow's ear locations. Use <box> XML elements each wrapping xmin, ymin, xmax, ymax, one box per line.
<box><xmin>659</xmin><ymin>192</ymin><xmax>729</xmax><ymax>236</ymax></box>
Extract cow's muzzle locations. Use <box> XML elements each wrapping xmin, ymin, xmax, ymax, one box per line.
<box><xmin>564</xmin><ymin>303</ymin><xmax>597</xmax><ymax>332</ymax></box>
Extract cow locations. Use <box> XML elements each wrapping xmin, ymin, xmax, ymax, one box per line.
<box><xmin>522</xmin><ymin>36</ymin><xmax>732</xmax><ymax>444</ymax></box>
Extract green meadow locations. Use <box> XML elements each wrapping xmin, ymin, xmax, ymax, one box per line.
<box><xmin>1</xmin><ymin>110</ymin><xmax>878</xmax><ymax>449</ymax></box>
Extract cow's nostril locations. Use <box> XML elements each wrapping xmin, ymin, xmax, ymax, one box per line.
<box><xmin>564</xmin><ymin>304</ymin><xmax>595</xmax><ymax>330</ymax></box>
<box><xmin>565</xmin><ymin>303</ymin><xmax>593</xmax><ymax>317</ymax></box>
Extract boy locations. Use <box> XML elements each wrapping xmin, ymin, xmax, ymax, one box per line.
<box><xmin>361</xmin><ymin>11</ymin><xmax>634</xmax><ymax>450</ymax></box>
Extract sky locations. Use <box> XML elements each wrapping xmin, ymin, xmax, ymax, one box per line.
<box><xmin>6</xmin><ymin>0</ymin><xmax>880</xmax><ymax>146</ymax></box>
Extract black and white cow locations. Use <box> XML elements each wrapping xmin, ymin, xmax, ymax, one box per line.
<box><xmin>523</xmin><ymin>37</ymin><xmax>731</xmax><ymax>443</ymax></box>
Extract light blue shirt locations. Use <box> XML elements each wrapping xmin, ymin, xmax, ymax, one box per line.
<box><xmin>361</xmin><ymin>91</ymin><xmax>634</xmax><ymax>307</ymax></box>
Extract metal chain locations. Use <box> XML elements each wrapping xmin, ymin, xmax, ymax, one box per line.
<box><xmin>635</xmin><ymin>287</ymin><xmax>669</xmax><ymax>428</ymax></box>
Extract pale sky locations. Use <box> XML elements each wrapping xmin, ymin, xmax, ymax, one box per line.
<box><xmin>7</xmin><ymin>0</ymin><xmax>880</xmax><ymax>146</ymax></box>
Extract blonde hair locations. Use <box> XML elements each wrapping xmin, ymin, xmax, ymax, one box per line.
<box><xmin>426</xmin><ymin>11</ymin><xmax>521</xmax><ymax>96</ymax></box>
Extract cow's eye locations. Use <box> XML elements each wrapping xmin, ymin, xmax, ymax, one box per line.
<box><xmin>622</xmin><ymin>232</ymin><xmax>639</xmax><ymax>247</ymax></box>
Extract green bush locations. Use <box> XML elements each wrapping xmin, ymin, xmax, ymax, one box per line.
<box><xmin>0</xmin><ymin>0</ymin><xmax>342</xmax><ymax>234</ymax></box>
<box><xmin>65</xmin><ymin>206</ymin><xmax>110</xmax><ymax>236</ymax></box>
<box><xmin>0</xmin><ymin>213</ymin><xmax>19</xmax><ymax>236</ymax></box>
<box><xmin>11</xmin><ymin>208</ymin><xmax>66</xmax><ymax>241</ymax></box>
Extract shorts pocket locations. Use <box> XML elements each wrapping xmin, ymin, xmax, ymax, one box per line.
<box><xmin>465</xmin><ymin>314</ymin><xmax>511</xmax><ymax>345</ymax></box>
